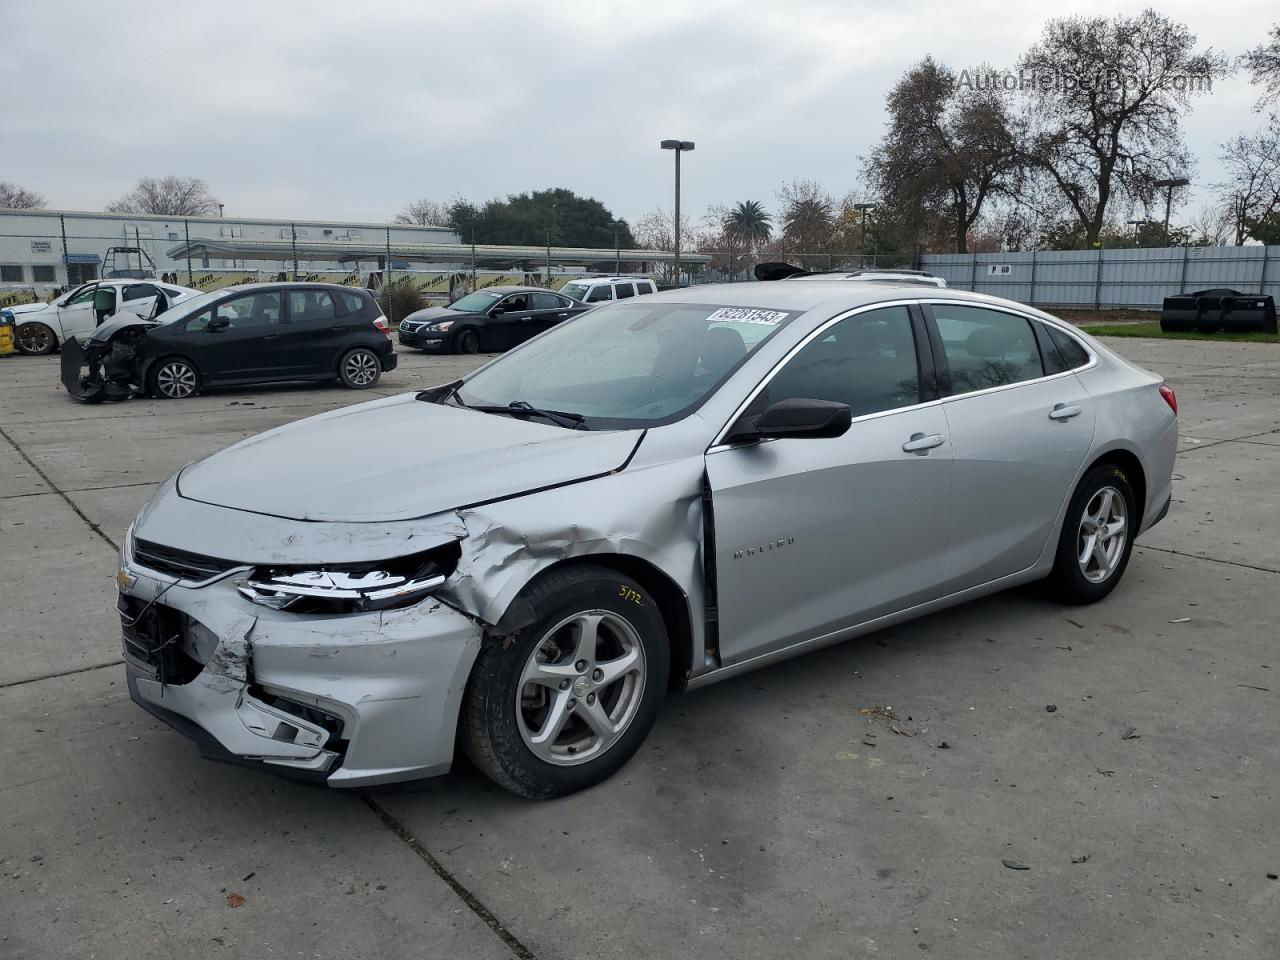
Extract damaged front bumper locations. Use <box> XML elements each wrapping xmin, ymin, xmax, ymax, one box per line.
<box><xmin>119</xmin><ymin>554</ymin><xmax>484</xmax><ymax>787</ymax></box>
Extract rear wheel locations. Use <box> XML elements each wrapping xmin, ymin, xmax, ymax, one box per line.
<box><xmin>16</xmin><ymin>322</ymin><xmax>57</xmax><ymax>356</ymax></box>
<box><xmin>1047</xmin><ymin>463</ymin><xmax>1137</xmax><ymax>604</ymax></box>
<box><xmin>453</xmin><ymin>328</ymin><xmax>481</xmax><ymax>354</ymax></box>
<box><xmin>338</xmin><ymin>347</ymin><xmax>381</xmax><ymax>389</ymax></box>
<box><xmin>461</xmin><ymin>564</ymin><xmax>669</xmax><ymax>798</ymax></box>
<box><xmin>148</xmin><ymin>357</ymin><xmax>200</xmax><ymax>399</ymax></box>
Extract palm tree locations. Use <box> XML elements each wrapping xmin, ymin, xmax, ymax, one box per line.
<box><xmin>725</xmin><ymin>200</ymin><xmax>773</xmax><ymax>249</ymax></box>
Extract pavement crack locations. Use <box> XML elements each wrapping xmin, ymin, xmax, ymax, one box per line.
<box><xmin>0</xmin><ymin>659</ymin><xmax>124</xmax><ymax>689</ymax></box>
<box><xmin>360</xmin><ymin>793</ymin><xmax>536</xmax><ymax>960</ymax></box>
<box><xmin>1136</xmin><ymin>544</ymin><xmax>1280</xmax><ymax>576</ymax></box>
<box><xmin>0</xmin><ymin>424</ymin><xmax>120</xmax><ymax>552</ymax></box>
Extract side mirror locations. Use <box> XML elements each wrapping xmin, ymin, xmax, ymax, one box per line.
<box><xmin>489</xmin><ymin>307</ymin><xmax>505</xmax><ymax>317</ymax></box>
<box><xmin>207</xmin><ymin>317</ymin><xmax>231</xmax><ymax>332</ymax></box>
<box><xmin>724</xmin><ymin>397</ymin><xmax>852</xmax><ymax>444</ymax></box>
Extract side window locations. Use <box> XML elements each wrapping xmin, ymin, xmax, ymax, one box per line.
<box><xmin>614</xmin><ymin>282</ymin><xmax>636</xmax><ymax>299</ymax></box>
<box><xmin>123</xmin><ymin>284</ymin><xmax>158</xmax><ymax>301</ymax></box>
<box><xmin>500</xmin><ymin>294</ymin><xmax>530</xmax><ymax>312</ymax></box>
<box><xmin>340</xmin><ymin>291</ymin><xmax>368</xmax><ymax>314</ymax></box>
<box><xmin>32</xmin><ymin>265</ymin><xmax>56</xmax><ymax>283</ymax></box>
<box><xmin>932</xmin><ymin>305</ymin><xmax>1044</xmax><ymax>394</ymax></box>
<box><xmin>66</xmin><ymin>284</ymin><xmax>99</xmax><ymax>305</ymax></box>
<box><xmin>531</xmin><ymin>291</ymin><xmax>563</xmax><ymax>310</ymax></box>
<box><xmin>188</xmin><ymin>292</ymin><xmax>282</xmax><ymax>332</ymax></box>
<box><xmin>0</xmin><ymin>264</ymin><xmax>23</xmax><ymax>282</ymax></box>
<box><xmin>1048</xmin><ymin>325</ymin><xmax>1090</xmax><ymax>370</ymax></box>
<box><xmin>764</xmin><ymin>306</ymin><xmax>921</xmax><ymax>418</ymax></box>
<box><xmin>288</xmin><ymin>290</ymin><xmax>337</xmax><ymax>322</ymax></box>
<box><xmin>636</xmin><ymin>281</ymin><xmax>655</xmax><ymax>295</ymax></box>
<box><xmin>586</xmin><ymin>285</ymin><xmax>612</xmax><ymax>303</ymax></box>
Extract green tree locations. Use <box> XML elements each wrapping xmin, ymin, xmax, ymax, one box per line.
<box><xmin>446</xmin><ymin>188</ymin><xmax>633</xmax><ymax>248</ymax></box>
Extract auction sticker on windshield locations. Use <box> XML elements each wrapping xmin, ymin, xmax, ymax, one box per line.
<box><xmin>705</xmin><ymin>307</ymin><xmax>790</xmax><ymax>325</ymax></box>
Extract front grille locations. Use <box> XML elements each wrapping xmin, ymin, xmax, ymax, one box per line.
<box><xmin>132</xmin><ymin>538</ymin><xmax>239</xmax><ymax>582</ymax></box>
<box><xmin>118</xmin><ymin>595</ymin><xmax>203</xmax><ymax>684</ymax></box>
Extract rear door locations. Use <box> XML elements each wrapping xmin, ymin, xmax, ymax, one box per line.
<box><xmin>284</xmin><ymin>288</ymin><xmax>345</xmax><ymax>374</ymax></box>
<box><xmin>924</xmin><ymin>301</ymin><xmax>1095</xmax><ymax>592</ymax></box>
<box><xmin>529</xmin><ymin>291</ymin><xmax>574</xmax><ymax>335</ymax></box>
<box><xmin>707</xmin><ymin>303</ymin><xmax>952</xmax><ymax>666</ymax></box>
<box><xmin>121</xmin><ymin>282</ymin><xmax>161</xmax><ymax>319</ymax></box>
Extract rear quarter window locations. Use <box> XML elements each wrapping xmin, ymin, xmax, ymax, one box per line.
<box><xmin>1048</xmin><ymin>326</ymin><xmax>1091</xmax><ymax>369</ymax></box>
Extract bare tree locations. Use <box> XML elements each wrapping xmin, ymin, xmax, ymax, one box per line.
<box><xmin>1242</xmin><ymin>24</ymin><xmax>1280</xmax><ymax>110</ymax></box>
<box><xmin>633</xmin><ymin>208</ymin><xmax>695</xmax><ymax>285</ymax></box>
<box><xmin>106</xmin><ymin>176</ymin><xmax>221</xmax><ymax>216</ymax></box>
<box><xmin>1214</xmin><ymin>116</ymin><xmax>1280</xmax><ymax>244</ymax></box>
<box><xmin>1018</xmin><ymin>11</ymin><xmax>1227</xmax><ymax>248</ymax></box>
<box><xmin>0</xmin><ymin>182</ymin><xmax>46</xmax><ymax>209</ymax></box>
<box><xmin>866</xmin><ymin>57</ymin><xmax>1022</xmax><ymax>253</ymax></box>
<box><xmin>1187</xmin><ymin>203</ymin><xmax>1232</xmax><ymax>246</ymax></box>
<box><xmin>394</xmin><ymin>198</ymin><xmax>450</xmax><ymax>226</ymax></box>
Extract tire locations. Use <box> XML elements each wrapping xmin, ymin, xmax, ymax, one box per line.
<box><xmin>453</xmin><ymin>328</ymin><xmax>481</xmax><ymax>354</ymax></box>
<box><xmin>16</xmin><ymin>322</ymin><xmax>57</xmax><ymax>356</ymax></box>
<box><xmin>461</xmin><ymin>564</ymin><xmax>670</xmax><ymax>799</ymax></box>
<box><xmin>1047</xmin><ymin>463</ymin><xmax>1138</xmax><ymax>604</ymax></box>
<box><xmin>338</xmin><ymin>347</ymin><xmax>381</xmax><ymax>389</ymax></box>
<box><xmin>148</xmin><ymin>356</ymin><xmax>200</xmax><ymax>399</ymax></box>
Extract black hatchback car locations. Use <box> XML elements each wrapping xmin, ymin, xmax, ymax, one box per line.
<box><xmin>397</xmin><ymin>286</ymin><xmax>589</xmax><ymax>354</ymax></box>
<box><xmin>61</xmin><ymin>282</ymin><xmax>397</xmax><ymax>402</ymax></box>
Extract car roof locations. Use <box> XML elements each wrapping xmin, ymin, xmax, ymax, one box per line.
<box><xmin>640</xmin><ymin>280</ymin><xmax>1046</xmax><ymax>315</ymax></box>
<box><xmin>201</xmin><ymin>281</ymin><xmax>373</xmax><ymax>296</ymax></box>
<box><xmin>564</xmin><ymin>277</ymin><xmax>651</xmax><ymax>284</ymax></box>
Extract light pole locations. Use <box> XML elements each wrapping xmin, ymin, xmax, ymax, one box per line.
<box><xmin>660</xmin><ymin>139</ymin><xmax>694</xmax><ymax>287</ymax></box>
<box><xmin>614</xmin><ymin>220</ymin><xmax>624</xmax><ymax>274</ymax></box>
<box><xmin>1153</xmin><ymin>177</ymin><xmax>1190</xmax><ymax>246</ymax></box>
<box><xmin>853</xmin><ymin>203</ymin><xmax>874</xmax><ymax>268</ymax></box>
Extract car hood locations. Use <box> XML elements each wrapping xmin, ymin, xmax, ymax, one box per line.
<box><xmin>402</xmin><ymin>306</ymin><xmax>476</xmax><ymax>325</ymax></box>
<box><xmin>4</xmin><ymin>300</ymin><xmax>54</xmax><ymax>317</ymax></box>
<box><xmin>177</xmin><ymin>393</ymin><xmax>643</xmax><ymax>522</ymax></box>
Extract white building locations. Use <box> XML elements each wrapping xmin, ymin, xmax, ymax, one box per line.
<box><xmin>0</xmin><ymin>208</ymin><xmax>457</xmax><ymax>292</ymax></box>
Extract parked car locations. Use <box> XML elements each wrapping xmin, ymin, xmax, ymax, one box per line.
<box><xmin>559</xmin><ymin>276</ymin><xmax>657</xmax><ymax>304</ymax></box>
<box><xmin>61</xmin><ymin>282</ymin><xmax>395</xmax><ymax>401</ymax></box>
<box><xmin>397</xmin><ymin>286</ymin><xmax>589</xmax><ymax>354</ymax></box>
<box><xmin>3</xmin><ymin>279</ymin><xmax>202</xmax><ymax>355</ymax></box>
<box><xmin>118</xmin><ymin>280</ymin><xmax>1176</xmax><ymax>797</ymax></box>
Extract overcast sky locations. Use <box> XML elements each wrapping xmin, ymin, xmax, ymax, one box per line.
<box><xmin>2</xmin><ymin>0</ymin><xmax>1273</xmax><ymax>228</ymax></box>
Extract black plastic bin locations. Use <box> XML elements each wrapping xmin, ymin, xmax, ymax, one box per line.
<box><xmin>1160</xmin><ymin>288</ymin><xmax>1277</xmax><ymax>334</ymax></box>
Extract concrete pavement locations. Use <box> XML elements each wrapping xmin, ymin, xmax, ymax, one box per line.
<box><xmin>1</xmin><ymin>338</ymin><xmax>1277</xmax><ymax>958</ymax></box>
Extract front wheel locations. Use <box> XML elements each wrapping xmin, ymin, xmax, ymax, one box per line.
<box><xmin>453</xmin><ymin>328</ymin><xmax>481</xmax><ymax>354</ymax></box>
<box><xmin>338</xmin><ymin>347</ymin><xmax>381</xmax><ymax>389</ymax></box>
<box><xmin>1047</xmin><ymin>463</ymin><xmax>1137</xmax><ymax>604</ymax></box>
<box><xmin>148</xmin><ymin>357</ymin><xmax>200</xmax><ymax>399</ymax></box>
<box><xmin>461</xmin><ymin>564</ymin><xmax>670</xmax><ymax>798</ymax></box>
<box><xmin>16</xmin><ymin>322</ymin><xmax>57</xmax><ymax>356</ymax></box>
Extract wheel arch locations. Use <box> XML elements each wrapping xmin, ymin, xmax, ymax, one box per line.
<box><xmin>145</xmin><ymin>353</ymin><xmax>202</xmax><ymax>394</ymax></box>
<box><xmin>1083</xmin><ymin>446</ymin><xmax>1147</xmax><ymax>518</ymax></box>
<box><xmin>452</xmin><ymin>324</ymin><xmax>483</xmax><ymax>352</ymax></box>
<box><xmin>487</xmin><ymin>554</ymin><xmax>695</xmax><ymax>694</ymax></box>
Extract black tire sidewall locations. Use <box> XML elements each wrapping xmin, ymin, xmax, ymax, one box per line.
<box><xmin>17</xmin><ymin>322</ymin><xmax>57</xmax><ymax>356</ymax></box>
<box><xmin>1052</xmin><ymin>463</ymin><xmax>1138</xmax><ymax>603</ymax></box>
<box><xmin>339</xmin><ymin>347</ymin><xmax>380</xmax><ymax>389</ymax></box>
<box><xmin>464</xmin><ymin>567</ymin><xmax>670</xmax><ymax>798</ymax></box>
<box><xmin>147</xmin><ymin>356</ymin><xmax>199</xmax><ymax>399</ymax></box>
<box><xmin>454</xmin><ymin>328</ymin><xmax>480</xmax><ymax>354</ymax></box>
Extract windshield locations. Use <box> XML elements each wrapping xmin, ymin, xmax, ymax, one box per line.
<box><xmin>456</xmin><ymin>301</ymin><xmax>796</xmax><ymax>428</ymax></box>
<box><xmin>449</xmin><ymin>290</ymin><xmax>504</xmax><ymax>312</ymax></box>
<box><xmin>559</xmin><ymin>282</ymin><xmax>590</xmax><ymax>302</ymax></box>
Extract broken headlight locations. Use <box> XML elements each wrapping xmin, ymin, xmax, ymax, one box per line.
<box><xmin>235</xmin><ymin>543</ymin><xmax>459</xmax><ymax>614</ymax></box>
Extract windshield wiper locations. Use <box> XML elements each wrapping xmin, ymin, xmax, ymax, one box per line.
<box><xmin>466</xmin><ymin>400</ymin><xmax>588</xmax><ymax>430</ymax></box>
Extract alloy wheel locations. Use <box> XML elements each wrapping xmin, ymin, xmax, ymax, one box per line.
<box><xmin>1078</xmin><ymin>485</ymin><xmax>1128</xmax><ymax>583</ymax></box>
<box><xmin>17</xmin><ymin>323</ymin><xmax>54</xmax><ymax>355</ymax></box>
<box><xmin>156</xmin><ymin>361</ymin><xmax>197</xmax><ymax>398</ymax></box>
<box><xmin>516</xmin><ymin>610</ymin><xmax>647</xmax><ymax>766</ymax></box>
<box><xmin>344</xmin><ymin>350</ymin><xmax>378</xmax><ymax>386</ymax></box>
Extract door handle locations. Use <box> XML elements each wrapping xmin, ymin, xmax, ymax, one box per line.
<box><xmin>902</xmin><ymin>432</ymin><xmax>944</xmax><ymax>453</ymax></box>
<box><xmin>262</xmin><ymin>334</ymin><xmax>280</xmax><ymax>341</ymax></box>
<box><xmin>330</xmin><ymin>325</ymin><xmax>345</xmax><ymax>332</ymax></box>
<box><xmin>557</xmin><ymin>313</ymin><xmax>568</xmax><ymax>318</ymax></box>
<box><xmin>520</xmin><ymin>316</ymin><xmax>532</xmax><ymax>322</ymax></box>
<box><xmin>1048</xmin><ymin>404</ymin><xmax>1082</xmax><ymax>421</ymax></box>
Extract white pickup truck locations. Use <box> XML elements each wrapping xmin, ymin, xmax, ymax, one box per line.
<box><xmin>3</xmin><ymin>279</ymin><xmax>201</xmax><ymax>355</ymax></box>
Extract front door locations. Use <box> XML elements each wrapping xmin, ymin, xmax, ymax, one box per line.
<box><xmin>184</xmin><ymin>290</ymin><xmax>288</xmax><ymax>382</ymax></box>
<box><xmin>925</xmin><ymin>302</ymin><xmax>1096</xmax><ymax>592</ymax></box>
<box><xmin>54</xmin><ymin>282</ymin><xmax>101</xmax><ymax>340</ymax></box>
<box><xmin>488</xmin><ymin>293</ymin><xmax>534</xmax><ymax>350</ymax></box>
<box><xmin>708</xmin><ymin>304</ymin><xmax>952</xmax><ymax>667</ymax></box>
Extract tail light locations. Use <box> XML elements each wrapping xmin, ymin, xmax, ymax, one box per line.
<box><xmin>1159</xmin><ymin>384</ymin><xmax>1177</xmax><ymax>415</ymax></box>
<box><xmin>372</xmin><ymin>316</ymin><xmax>390</xmax><ymax>335</ymax></box>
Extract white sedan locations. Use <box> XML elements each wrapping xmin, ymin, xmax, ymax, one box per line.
<box><xmin>5</xmin><ymin>279</ymin><xmax>202</xmax><ymax>355</ymax></box>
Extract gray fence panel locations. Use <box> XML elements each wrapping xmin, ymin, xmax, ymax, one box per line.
<box><xmin>921</xmin><ymin>244</ymin><xmax>1280</xmax><ymax>310</ymax></box>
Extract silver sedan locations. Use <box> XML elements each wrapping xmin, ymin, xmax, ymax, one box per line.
<box><xmin>118</xmin><ymin>280</ymin><xmax>1177</xmax><ymax>797</ymax></box>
